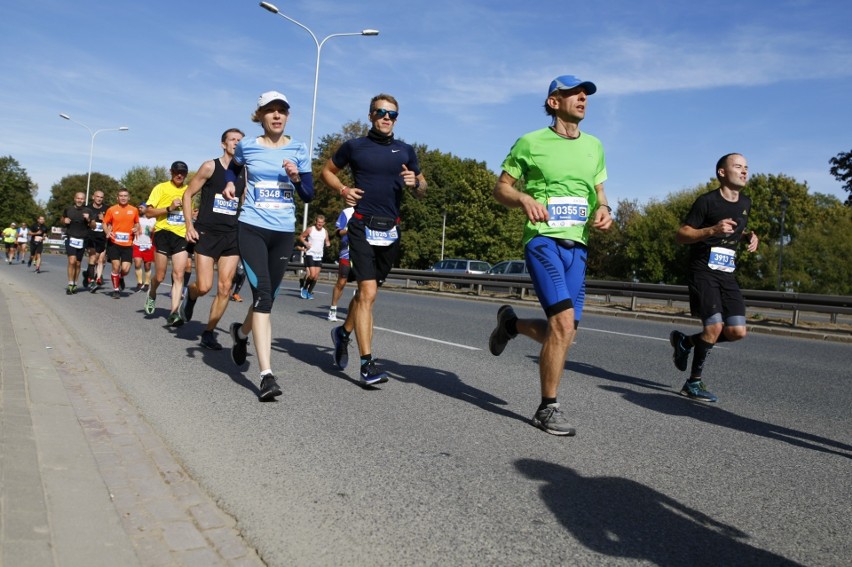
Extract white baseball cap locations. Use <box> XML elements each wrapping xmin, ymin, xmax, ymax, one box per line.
<box><xmin>257</xmin><ymin>91</ymin><xmax>290</xmax><ymax>110</ymax></box>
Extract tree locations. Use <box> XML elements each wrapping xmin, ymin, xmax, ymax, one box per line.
<box><xmin>44</xmin><ymin>173</ymin><xmax>122</xmax><ymax>226</ymax></box>
<box><xmin>121</xmin><ymin>165</ymin><xmax>169</xmax><ymax>206</ymax></box>
<box><xmin>768</xmin><ymin>194</ymin><xmax>851</xmax><ymax>294</ymax></box>
<box><xmin>0</xmin><ymin>156</ymin><xmax>42</xmax><ymax>228</ymax></box>
<box><xmin>828</xmin><ymin>150</ymin><xmax>852</xmax><ymax>206</ymax></box>
<box><xmin>587</xmin><ymin>199</ymin><xmax>639</xmax><ymax>281</ymax></box>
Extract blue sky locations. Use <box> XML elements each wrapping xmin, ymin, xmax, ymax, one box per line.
<box><xmin>2</xmin><ymin>0</ymin><xmax>850</xmax><ymax>208</ymax></box>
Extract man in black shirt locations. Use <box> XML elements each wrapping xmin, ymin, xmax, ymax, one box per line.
<box><xmin>28</xmin><ymin>215</ymin><xmax>49</xmax><ymax>272</ymax></box>
<box><xmin>669</xmin><ymin>153</ymin><xmax>760</xmax><ymax>402</ymax></box>
<box><xmin>62</xmin><ymin>192</ymin><xmax>93</xmax><ymax>294</ymax></box>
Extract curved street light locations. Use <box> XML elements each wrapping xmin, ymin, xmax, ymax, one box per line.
<box><xmin>259</xmin><ymin>1</ymin><xmax>379</xmax><ymax>230</ymax></box>
<box><xmin>59</xmin><ymin>113</ymin><xmax>129</xmax><ymax>204</ymax></box>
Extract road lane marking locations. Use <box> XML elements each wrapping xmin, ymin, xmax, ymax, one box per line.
<box><xmin>374</xmin><ymin>326</ymin><xmax>481</xmax><ymax>350</ymax></box>
<box><xmin>582</xmin><ymin>327</ymin><xmax>728</xmax><ymax>348</ymax></box>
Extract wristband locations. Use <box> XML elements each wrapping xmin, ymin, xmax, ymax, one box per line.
<box><xmin>413</xmin><ymin>179</ymin><xmax>421</xmax><ymax>190</ymax></box>
<box><xmin>598</xmin><ymin>204</ymin><xmax>612</xmax><ymax>213</ymax></box>
<box><xmin>166</xmin><ymin>206</ymin><xmax>171</xmax><ymax>213</ymax></box>
<box><xmin>340</xmin><ymin>186</ymin><xmax>349</xmax><ymax>196</ymax></box>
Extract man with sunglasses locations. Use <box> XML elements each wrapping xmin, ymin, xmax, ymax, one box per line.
<box><xmin>489</xmin><ymin>75</ymin><xmax>612</xmax><ymax>436</ymax></box>
<box><xmin>322</xmin><ymin>93</ymin><xmax>427</xmax><ymax>386</ymax></box>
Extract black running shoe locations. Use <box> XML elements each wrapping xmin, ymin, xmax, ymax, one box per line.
<box><xmin>669</xmin><ymin>330</ymin><xmax>691</xmax><ymax>372</ymax></box>
<box><xmin>200</xmin><ymin>330</ymin><xmax>222</xmax><ymax>351</ymax></box>
<box><xmin>331</xmin><ymin>326</ymin><xmax>350</xmax><ymax>369</ymax></box>
<box><xmin>258</xmin><ymin>374</ymin><xmax>283</xmax><ymax>401</ymax></box>
<box><xmin>112</xmin><ymin>290</ymin><xmax>120</xmax><ymax>299</ymax></box>
<box><xmin>167</xmin><ymin>312</ymin><xmax>184</xmax><ymax>327</ymax></box>
<box><xmin>230</xmin><ymin>322</ymin><xmax>249</xmax><ymax>366</ymax></box>
<box><xmin>489</xmin><ymin>305</ymin><xmax>518</xmax><ymax>356</ymax></box>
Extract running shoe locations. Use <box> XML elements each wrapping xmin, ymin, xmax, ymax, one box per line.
<box><xmin>144</xmin><ymin>292</ymin><xmax>156</xmax><ymax>315</ymax></box>
<box><xmin>230</xmin><ymin>293</ymin><xmax>243</xmax><ymax>302</ymax></box>
<box><xmin>669</xmin><ymin>330</ymin><xmax>691</xmax><ymax>372</ymax></box>
<box><xmin>112</xmin><ymin>290</ymin><xmax>120</xmax><ymax>299</ymax></box>
<box><xmin>532</xmin><ymin>403</ymin><xmax>576</xmax><ymax>436</ymax></box>
<box><xmin>71</xmin><ymin>284</ymin><xmax>78</xmax><ymax>294</ymax></box>
<box><xmin>230</xmin><ymin>322</ymin><xmax>249</xmax><ymax>366</ymax></box>
<box><xmin>179</xmin><ymin>293</ymin><xmax>196</xmax><ymax>323</ymax></box>
<box><xmin>66</xmin><ymin>284</ymin><xmax>73</xmax><ymax>295</ymax></box>
<box><xmin>96</xmin><ymin>277</ymin><xmax>103</xmax><ymax>286</ymax></box>
<box><xmin>258</xmin><ymin>374</ymin><xmax>283</xmax><ymax>401</ymax></box>
<box><xmin>489</xmin><ymin>305</ymin><xmax>518</xmax><ymax>356</ymax></box>
<box><xmin>300</xmin><ymin>288</ymin><xmax>309</xmax><ymax>300</ymax></box>
<box><xmin>200</xmin><ymin>330</ymin><xmax>222</xmax><ymax>351</ymax></box>
<box><xmin>27</xmin><ymin>259</ymin><xmax>32</xmax><ymax>267</ymax></box>
<box><xmin>331</xmin><ymin>326</ymin><xmax>350</xmax><ymax>369</ymax></box>
<box><xmin>679</xmin><ymin>380</ymin><xmax>718</xmax><ymax>402</ymax></box>
<box><xmin>141</xmin><ymin>284</ymin><xmax>149</xmax><ymax>293</ymax></box>
<box><xmin>359</xmin><ymin>360</ymin><xmax>389</xmax><ymax>386</ymax></box>
<box><xmin>166</xmin><ymin>312</ymin><xmax>184</xmax><ymax>327</ymax></box>
<box><xmin>134</xmin><ymin>284</ymin><xmax>144</xmax><ymax>293</ymax></box>
<box><xmin>89</xmin><ymin>281</ymin><xmax>98</xmax><ymax>293</ymax></box>
<box><xmin>327</xmin><ymin>307</ymin><xmax>338</xmax><ymax>322</ymax></box>
<box><xmin>306</xmin><ymin>291</ymin><xmax>315</xmax><ymax>300</ymax></box>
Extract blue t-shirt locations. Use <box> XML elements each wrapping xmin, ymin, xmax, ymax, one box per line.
<box><xmin>235</xmin><ymin>136</ymin><xmax>311</xmax><ymax>233</ymax></box>
<box><xmin>331</xmin><ymin>136</ymin><xmax>420</xmax><ymax>218</ymax></box>
<box><xmin>335</xmin><ymin>207</ymin><xmax>355</xmax><ymax>260</ymax></box>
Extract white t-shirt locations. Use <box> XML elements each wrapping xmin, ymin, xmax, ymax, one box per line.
<box><xmin>135</xmin><ymin>217</ymin><xmax>156</xmax><ymax>250</ymax></box>
<box><xmin>305</xmin><ymin>226</ymin><xmax>327</xmax><ymax>260</ymax></box>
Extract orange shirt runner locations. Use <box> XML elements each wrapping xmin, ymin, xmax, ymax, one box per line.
<box><xmin>104</xmin><ymin>204</ymin><xmax>140</xmax><ymax>246</ymax></box>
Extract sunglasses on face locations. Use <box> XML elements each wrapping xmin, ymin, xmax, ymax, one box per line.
<box><xmin>372</xmin><ymin>108</ymin><xmax>399</xmax><ymax>120</ymax></box>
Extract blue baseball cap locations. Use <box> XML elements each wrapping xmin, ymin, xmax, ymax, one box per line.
<box><xmin>548</xmin><ymin>75</ymin><xmax>597</xmax><ymax>96</ymax></box>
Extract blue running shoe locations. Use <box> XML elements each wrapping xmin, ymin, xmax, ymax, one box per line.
<box><xmin>300</xmin><ymin>288</ymin><xmax>309</xmax><ymax>299</ymax></box>
<box><xmin>360</xmin><ymin>360</ymin><xmax>388</xmax><ymax>386</ymax></box>
<box><xmin>331</xmin><ymin>326</ymin><xmax>349</xmax><ymax>369</ymax></box>
<box><xmin>680</xmin><ymin>380</ymin><xmax>718</xmax><ymax>402</ymax></box>
<box><xmin>670</xmin><ymin>330</ymin><xmax>691</xmax><ymax>372</ymax></box>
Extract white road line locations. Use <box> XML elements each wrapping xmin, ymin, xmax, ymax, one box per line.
<box><xmin>374</xmin><ymin>326</ymin><xmax>481</xmax><ymax>350</ymax></box>
<box><xmin>582</xmin><ymin>327</ymin><xmax>728</xmax><ymax>348</ymax></box>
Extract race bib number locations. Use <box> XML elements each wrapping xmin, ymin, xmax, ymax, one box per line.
<box><xmin>366</xmin><ymin>226</ymin><xmax>399</xmax><ymax>246</ymax></box>
<box><xmin>546</xmin><ymin>196</ymin><xmax>588</xmax><ymax>228</ymax></box>
<box><xmin>254</xmin><ymin>181</ymin><xmax>295</xmax><ymax>211</ymax></box>
<box><xmin>166</xmin><ymin>210</ymin><xmax>185</xmax><ymax>225</ymax></box>
<box><xmin>69</xmin><ymin>237</ymin><xmax>84</xmax><ymax>249</ymax></box>
<box><xmin>114</xmin><ymin>231</ymin><xmax>131</xmax><ymax>243</ymax></box>
<box><xmin>708</xmin><ymin>246</ymin><xmax>736</xmax><ymax>272</ymax></box>
<box><xmin>212</xmin><ymin>193</ymin><xmax>239</xmax><ymax>216</ymax></box>
<box><xmin>94</xmin><ymin>221</ymin><xmax>104</xmax><ymax>232</ymax></box>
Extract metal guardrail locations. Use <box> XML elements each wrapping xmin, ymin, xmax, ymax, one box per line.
<box><xmin>386</xmin><ymin>269</ymin><xmax>852</xmax><ymax>327</ymax></box>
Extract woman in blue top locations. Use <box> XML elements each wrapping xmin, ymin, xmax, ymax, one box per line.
<box><xmin>223</xmin><ymin>90</ymin><xmax>313</xmax><ymax>401</ymax></box>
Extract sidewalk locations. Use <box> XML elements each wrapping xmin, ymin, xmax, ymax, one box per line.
<box><xmin>0</xmin><ymin>276</ymin><xmax>264</xmax><ymax>566</ymax></box>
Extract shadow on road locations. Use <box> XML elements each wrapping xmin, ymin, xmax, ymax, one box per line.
<box><xmin>559</xmin><ymin>359</ymin><xmax>851</xmax><ymax>459</ymax></box>
<box><xmin>515</xmin><ymin>459</ymin><xmax>804</xmax><ymax>567</ymax></box>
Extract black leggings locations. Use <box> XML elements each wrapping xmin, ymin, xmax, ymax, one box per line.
<box><xmin>237</xmin><ymin>223</ymin><xmax>294</xmax><ymax>314</ymax></box>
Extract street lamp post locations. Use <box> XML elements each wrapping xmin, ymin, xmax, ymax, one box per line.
<box><xmin>777</xmin><ymin>194</ymin><xmax>790</xmax><ymax>291</ymax></box>
<box><xmin>59</xmin><ymin>113</ymin><xmax>129</xmax><ymax>204</ymax></box>
<box><xmin>259</xmin><ymin>1</ymin><xmax>378</xmax><ymax>230</ymax></box>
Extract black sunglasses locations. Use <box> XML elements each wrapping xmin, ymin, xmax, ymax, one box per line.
<box><xmin>372</xmin><ymin>108</ymin><xmax>399</xmax><ymax>120</ymax></box>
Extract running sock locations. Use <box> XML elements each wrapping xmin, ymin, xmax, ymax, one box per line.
<box><xmin>538</xmin><ymin>397</ymin><xmax>558</xmax><ymax>412</ymax></box>
<box><xmin>690</xmin><ymin>337</ymin><xmax>714</xmax><ymax>378</ymax></box>
<box><xmin>307</xmin><ymin>278</ymin><xmax>317</xmax><ymax>293</ymax></box>
<box><xmin>237</xmin><ymin>327</ymin><xmax>249</xmax><ymax>341</ymax></box>
<box><xmin>360</xmin><ymin>354</ymin><xmax>373</xmax><ymax>366</ymax></box>
<box><xmin>260</xmin><ymin>369</ymin><xmax>273</xmax><ymax>378</ymax></box>
<box><xmin>340</xmin><ymin>327</ymin><xmax>352</xmax><ymax>339</ymax></box>
<box><xmin>111</xmin><ymin>273</ymin><xmax>120</xmax><ymax>290</ymax></box>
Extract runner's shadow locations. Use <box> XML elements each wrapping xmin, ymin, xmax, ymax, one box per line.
<box><xmin>515</xmin><ymin>459</ymin><xmax>804</xmax><ymax>567</ymax></box>
<box><xmin>271</xmin><ymin>336</ymin><xmax>528</xmax><ymax>423</ymax></box>
<box><xmin>600</xmin><ymin>385</ymin><xmax>852</xmax><ymax>459</ymax></box>
<box><xmin>180</xmin><ymin>326</ymin><xmax>260</xmax><ymax>397</ymax></box>
<box><xmin>380</xmin><ymin>358</ymin><xmax>529</xmax><ymax>425</ymax></box>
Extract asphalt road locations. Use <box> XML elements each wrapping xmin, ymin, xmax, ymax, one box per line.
<box><xmin>7</xmin><ymin>255</ymin><xmax>851</xmax><ymax>566</ymax></box>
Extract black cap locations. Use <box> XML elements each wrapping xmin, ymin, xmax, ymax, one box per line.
<box><xmin>170</xmin><ymin>161</ymin><xmax>189</xmax><ymax>173</ymax></box>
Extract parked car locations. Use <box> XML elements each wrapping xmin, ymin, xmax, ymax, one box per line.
<box><xmin>420</xmin><ymin>258</ymin><xmax>491</xmax><ymax>287</ymax></box>
<box><xmin>488</xmin><ymin>260</ymin><xmax>528</xmax><ymax>275</ymax></box>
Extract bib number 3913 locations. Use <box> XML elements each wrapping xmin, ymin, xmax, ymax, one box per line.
<box><xmin>708</xmin><ymin>246</ymin><xmax>736</xmax><ymax>272</ymax></box>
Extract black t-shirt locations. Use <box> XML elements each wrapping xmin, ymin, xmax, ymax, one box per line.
<box><xmin>195</xmin><ymin>158</ymin><xmax>244</xmax><ymax>233</ymax></box>
<box><xmin>331</xmin><ymin>136</ymin><xmax>420</xmax><ymax>219</ymax></box>
<box><xmin>684</xmin><ymin>189</ymin><xmax>752</xmax><ymax>273</ymax></box>
<box><xmin>63</xmin><ymin>205</ymin><xmax>93</xmax><ymax>239</ymax></box>
<box><xmin>89</xmin><ymin>203</ymin><xmax>107</xmax><ymax>238</ymax></box>
<box><xmin>30</xmin><ymin>223</ymin><xmax>49</xmax><ymax>242</ymax></box>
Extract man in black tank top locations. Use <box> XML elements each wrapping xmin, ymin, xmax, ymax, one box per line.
<box><xmin>669</xmin><ymin>153</ymin><xmax>760</xmax><ymax>403</ymax></box>
<box><xmin>180</xmin><ymin>128</ymin><xmax>246</xmax><ymax>350</ymax></box>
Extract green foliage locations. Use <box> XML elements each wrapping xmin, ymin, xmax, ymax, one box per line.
<box><xmin>0</xmin><ymin>156</ymin><xmax>42</xmax><ymax>228</ymax></box>
<box><xmin>121</xmin><ymin>165</ymin><xmax>169</xmax><ymax>206</ymax></box>
<box><xmin>828</xmin><ymin>149</ymin><xmax>852</xmax><ymax>205</ymax></box>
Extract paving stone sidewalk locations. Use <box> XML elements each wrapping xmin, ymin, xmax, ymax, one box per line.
<box><xmin>0</xmin><ymin>278</ymin><xmax>265</xmax><ymax>566</ymax></box>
